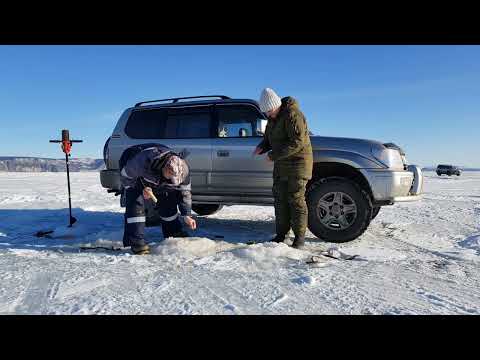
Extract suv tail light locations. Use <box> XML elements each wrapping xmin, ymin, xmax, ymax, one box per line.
<box><xmin>103</xmin><ymin>137</ymin><xmax>111</xmax><ymax>167</ymax></box>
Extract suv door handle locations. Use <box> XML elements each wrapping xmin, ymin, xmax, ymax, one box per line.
<box><xmin>217</xmin><ymin>150</ymin><xmax>230</xmax><ymax>157</ymax></box>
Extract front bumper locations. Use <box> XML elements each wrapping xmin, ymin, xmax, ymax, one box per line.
<box><xmin>391</xmin><ymin>194</ymin><xmax>423</xmax><ymax>202</ymax></box>
<box><xmin>362</xmin><ymin>165</ymin><xmax>423</xmax><ymax>204</ymax></box>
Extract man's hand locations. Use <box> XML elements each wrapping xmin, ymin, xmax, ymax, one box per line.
<box><xmin>143</xmin><ymin>187</ymin><xmax>157</xmax><ymax>203</ymax></box>
<box><xmin>252</xmin><ymin>146</ymin><xmax>263</xmax><ymax>156</ymax></box>
<box><xmin>266</xmin><ymin>151</ymin><xmax>274</xmax><ymax>162</ymax></box>
<box><xmin>184</xmin><ymin>216</ymin><xmax>197</xmax><ymax>230</ymax></box>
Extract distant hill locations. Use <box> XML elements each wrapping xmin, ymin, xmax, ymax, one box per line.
<box><xmin>0</xmin><ymin>157</ymin><xmax>105</xmax><ymax>172</ymax></box>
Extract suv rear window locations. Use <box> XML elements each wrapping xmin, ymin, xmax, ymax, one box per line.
<box><xmin>125</xmin><ymin>106</ymin><xmax>212</xmax><ymax>139</ymax></box>
<box><xmin>125</xmin><ymin>108</ymin><xmax>167</xmax><ymax>139</ymax></box>
<box><xmin>165</xmin><ymin>106</ymin><xmax>212</xmax><ymax>138</ymax></box>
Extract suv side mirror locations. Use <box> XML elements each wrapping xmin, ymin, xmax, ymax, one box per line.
<box><xmin>256</xmin><ymin>119</ymin><xmax>268</xmax><ymax>135</ymax></box>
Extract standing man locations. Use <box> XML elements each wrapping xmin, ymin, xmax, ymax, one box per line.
<box><xmin>253</xmin><ymin>88</ymin><xmax>313</xmax><ymax>249</ymax></box>
<box><xmin>120</xmin><ymin>144</ymin><xmax>196</xmax><ymax>255</ymax></box>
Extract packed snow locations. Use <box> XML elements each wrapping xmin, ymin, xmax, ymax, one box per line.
<box><xmin>0</xmin><ymin>171</ymin><xmax>479</xmax><ymax>314</ymax></box>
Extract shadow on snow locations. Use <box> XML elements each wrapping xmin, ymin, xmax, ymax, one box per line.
<box><xmin>0</xmin><ymin>208</ymin><xmax>323</xmax><ymax>254</ymax></box>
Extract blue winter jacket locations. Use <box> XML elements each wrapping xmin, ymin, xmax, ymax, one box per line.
<box><xmin>119</xmin><ymin>145</ymin><xmax>192</xmax><ymax>216</ymax></box>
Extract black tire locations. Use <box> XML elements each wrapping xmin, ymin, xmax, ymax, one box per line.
<box><xmin>371</xmin><ymin>206</ymin><xmax>381</xmax><ymax>220</ymax></box>
<box><xmin>306</xmin><ymin>178</ymin><xmax>372</xmax><ymax>243</ymax></box>
<box><xmin>192</xmin><ymin>204</ymin><xmax>224</xmax><ymax>216</ymax></box>
<box><xmin>436</xmin><ymin>172</ymin><xmax>441</xmax><ymax>176</ymax></box>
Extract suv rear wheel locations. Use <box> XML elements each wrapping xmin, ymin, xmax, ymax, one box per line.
<box><xmin>306</xmin><ymin>178</ymin><xmax>372</xmax><ymax>243</ymax></box>
<box><xmin>192</xmin><ymin>204</ymin><xmax>224</xmax><ymax>216</ymax></box>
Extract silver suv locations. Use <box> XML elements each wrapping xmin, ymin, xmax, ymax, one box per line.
<box><xmin>100</xmin><ymin>95</ymin><xmax>423</xmax><ymax>243</ymax></box>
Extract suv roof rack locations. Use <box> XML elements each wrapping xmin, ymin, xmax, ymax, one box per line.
<box><xmin>134</xmin><ymin>95</ymin><xmax>231</xmax><ymax>107</ymax></box>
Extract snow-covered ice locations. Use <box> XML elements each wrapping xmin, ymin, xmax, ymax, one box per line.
<box><xmin>0</xmin><ymin>171</ymin><xmax>479</xmax><ymax>314</ymax></box>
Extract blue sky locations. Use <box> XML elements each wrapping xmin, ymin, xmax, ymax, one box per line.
<box><xmin>0</xmin><ymin>45</ymin><xmax>479</xmax><ymax>167</ymax></box>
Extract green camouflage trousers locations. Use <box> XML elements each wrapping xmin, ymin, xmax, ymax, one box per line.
<box><xmin>272</xmin><ymin>177</ymin><xmax>309</xmax><ymax>239</ymax></box>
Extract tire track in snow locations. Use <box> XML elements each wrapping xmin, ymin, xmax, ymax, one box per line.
<box><xmin>15</xmin><ymin>270</ymin><xmax>59</xmax><ymax>314</ymax></box>
<box><xmin>358</xmin><ymin>225</ymin><xmax>480</xmax><ymax>313</ymax></box>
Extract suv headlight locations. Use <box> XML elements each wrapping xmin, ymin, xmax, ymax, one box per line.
<box><xmin>371</xmin><ymin>146</ymin><xmax>404</xmax><ymax>170</ymax></box>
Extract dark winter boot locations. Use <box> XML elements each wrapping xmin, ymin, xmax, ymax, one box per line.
<box><xmin>132</xmin><ymin>243</ymin><xmax>151</xmax><ymax>255</ymax></box>
<box><xmin>270</xmin><ymin>234</ymin><xmax>286</xmax><ymax>243</ymax></box>
<box><xmin>291</xmin><ymin>236</ymin><xmax>305</xmax><ymax>249</ymax></box>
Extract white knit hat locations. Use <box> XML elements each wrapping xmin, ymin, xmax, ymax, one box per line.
<box><xmin>259</xmin><ymin>88</ymin><xmax>282</xmax><ymax>113</ymax></box>
<box><xmin>164</xmin><ymin>155</ymin><xmax>189</xmax><ymax>185</ymax></box>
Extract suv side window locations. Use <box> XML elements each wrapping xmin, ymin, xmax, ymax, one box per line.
<box><xmin>165</xmin><ymin>106</ymin><xmax>212</xmax><ymax>139</ymax></box>
<box><xmin>216</xmin><ymin>105</ymin><xmax>263</xmax><ymax>138</ymax></box>
<box><xmin>125</xmin><ymin>108</ymin><xmax>167</xmax><ymax>139</ymax></box>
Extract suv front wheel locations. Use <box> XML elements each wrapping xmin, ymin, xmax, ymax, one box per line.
<box><xmin>306</xmin><ymin>178</ymin><xmax>372</xmax><ymax>243</ymax></box>
<box><xmin>371</xmin><ymin>206</ymin><xmax>381</xmax><ymax>220</ymax></box>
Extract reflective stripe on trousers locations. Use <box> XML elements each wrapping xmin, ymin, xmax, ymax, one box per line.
<box><xmin>127</xmin><ymin>216</ymin><xmax>146</xmax><ymax>224</ymax></box>
<box><xmin>160</xmin><ymin>213</ymin><xmax>179</xmax><ymax>222</ymax></box>
<box><xmin>123</xmin><ymin>182</ymin><xmax>147</xmax><ymax>247</ymax></box>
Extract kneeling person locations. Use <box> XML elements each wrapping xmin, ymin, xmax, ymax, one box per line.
<box><xmin>120</xmin><ymin>145</ymin><xmax>196</xmax><ymax>255</ymax></box>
